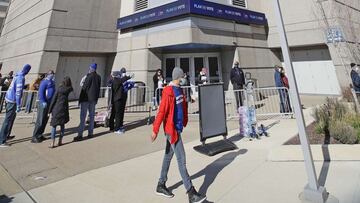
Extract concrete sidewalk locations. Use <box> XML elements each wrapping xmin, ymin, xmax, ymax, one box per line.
<box><xmin>2</xmin><ymin>109</ymin><xmax>359</xmax><ymax>203</ymax></box>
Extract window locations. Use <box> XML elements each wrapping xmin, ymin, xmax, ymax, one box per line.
<box><xmin>135</xmin><ymin>0</ymin><xmax>148</xmax><ymax>11</ymax></box>
<box><xmin>232</xmin><ymin>0</ymin><xmax>247</xmax><ymax>8</ymax></box>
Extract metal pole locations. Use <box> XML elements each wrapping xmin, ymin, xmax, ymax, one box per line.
<box><xmin>273</xmin><ymin>0</ymin><xmax>328</xmax><ymax>202</ymax></box>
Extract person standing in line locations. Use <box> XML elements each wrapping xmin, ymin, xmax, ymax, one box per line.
<box><xmin>0</xmin><ymin>64</ymin><xmax>31</xmax><ymax>147</ymax></box>
<box><xmin>350</xmin><ymin>63</ymin><xmax>360</xmax><ymax>99</ymax></box>
<box><xmin>153</xmin><ymin>69</ymin><xmax>164</xmax><ymax>106</ymax></box>
<box><xmin>274</xmin><ymin>65</ymin><xmax>289</xmax><ymax>113</ymax></box>
<box><xmin>74</xmin><ymin>63</ymin><xmax>101</xmax><ymax>142</ymax></box>
<box><xmin>279</xmin><ymin>66</ymin><xmax>292</xmax><ymax>113</ymax></box>
<box><xmin>198</xmin><ymin>68</ymin><xmax>208</xmax><ymax>85</ymax></box>
<box><xmin>48</xmin><ymin>77</ymin><xmax>73</xmax><ymax>148</ymax></box>
<box><xmin>0</xmin><ymin>71</ymin><xmax>14</xmax><ymax>113</ymax></box>
<box><xmin>25</xmin><ymin>73</ymin><xmax>45</xmax><ymax>113</ymax></box>
<box><xmin>31</xmin><ymin>70</ymin><xmax>56</xmax><ymax>143</ymax></box>
<box><xmin>151</xmin><ymin>67</ymin><xmax>207</xmax><ymax>203</ymax></box>
<box><xmin>109</xmin><ymin>69</ymin><xmax>132</xmax><ymax>134</ymax></box>
<box><xmin>230</xmin><ymin>61</ymin><xmax>245</xmax><ymax>108</ymax></box>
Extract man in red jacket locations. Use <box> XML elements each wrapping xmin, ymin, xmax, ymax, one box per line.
<box><xmin>151</xmin><ymin>67</ymin><xmax>206</xmax><ymax>203</ymax></box>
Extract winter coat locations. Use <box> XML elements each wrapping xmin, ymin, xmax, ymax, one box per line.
<box><xmin>351</xmin><ymin>70</ymin><xmax>360</xmax><ymax>92</ymax></box>
<box><xmin>274</xmin><ymin>70</ymin><xmax>284</xmax><ymax>88</ymax></box>
<box><xmin>49</xmin><ymin>86</ymin><xmax>73</xmax><ymax>126</ymax></box>
<box><xmin>38</xmin><ymin>78</ymin><xmax>55</xmax><ymax>104</ymax></box>
<box><xmin>5</xmin><ymin>72</ymin><xmax>26</xmax><ymax>106</ymax></box>
<box><xmin>230</xmin><ymin>66</ymin><xmax>245</xmax><ymax>89</ymax></box>
<box><xmin>111</xmin><ymin>76</ymin><xmax>131</xmax><ymax>103</ymax></box>
<box><xmin>153</xmin><ymin>85</ymin><xmax>188</xmax><ymax>145</ymax></box>
<box><xmin>79</xmin><ymin>72</ymin><xmax>101</xmax><ymax>103</ymax></box>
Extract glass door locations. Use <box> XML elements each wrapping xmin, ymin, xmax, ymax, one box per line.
<box><xmin>165</xmin><ymin>58</ymin><xmax>176</xmax><ymax>83</ymax></box>
<box><xmin>208</xmin><ymin>57</ymin><xmax>221</xmax><ymax>83</ymax></box>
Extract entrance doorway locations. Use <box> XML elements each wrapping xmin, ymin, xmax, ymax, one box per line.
<box><xmin>163</xmin><ymin>53</ymin><xmax>222</xmax><ymax>86</ymax></box>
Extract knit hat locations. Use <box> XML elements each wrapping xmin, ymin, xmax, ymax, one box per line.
<box><xmin>120</xmin><ymin>67</ymin><xmax>126</xmax><ymax>74</ymax></box>
<box><xmin>89</xmin><ymin>63</ymin><xmax>97</xmax><ymax>71</ymax></box>
<box><xmin>22</xmin><ymin>64</ymin><xmax>31</xmax><ymax>74</ymax></box>
<box><xmin>172</xmin><ymin>67</ymin><xmax>184</xmax><ymax>81</ymax></box>
<box><xmin>112</xmin><ymin>71</ymin><xmax>121</xmax><ymax>78</ymax></box>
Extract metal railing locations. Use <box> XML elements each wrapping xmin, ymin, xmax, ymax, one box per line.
<box><xmin>155</xmin><ymin>86</ymin><xmax>294</xmax><ymax>120</ymax></box>
<box><xmin>0</xmin><ymin>90</ymin><xmax>39</xmax><ymax>122</ymax></box>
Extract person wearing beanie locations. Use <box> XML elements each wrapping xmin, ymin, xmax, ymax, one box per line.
<box><xmin>31</xmin><ymin>70</ymin><xmax>56</xmax><ymax>143</ymax></box>
<box><xmin>0</xmin><ymin>64</ymin><xmax>32</xmax><ymax>147</ymax></box>
<box><xmin>151</xmin><ymin>67</ymin><xmax>206</xmax><ymax>203</ymax></box>
<box><xmin>109</xmin><ymin>69</ymin><xmax>133</xmax><ymax>134</ymax></box>
<box><xmin>230</xmin><ymin>61</ymin><xmax>245</xmax><ymax>108</ymax></box>
<box><xmin>74</xmin><ymin>63</ymin><xmax>101</xmax><ymax>142</ymax></box>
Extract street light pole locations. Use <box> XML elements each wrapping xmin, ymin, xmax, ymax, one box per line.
<box><xmin>273</xmin><ymin>0</ymin><xmax>329</xmax><ymax>202</ymax></box>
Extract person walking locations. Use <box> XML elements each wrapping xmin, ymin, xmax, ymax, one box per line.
<box><xmin>230</xmin><ymin>61</ymin><xmax>245</xmax><ymax>108</ymax></box>
<box><xmin>0</xmin><ymin>64</ymin><xmax>31</xmax><ymax>147</ymax></box>
<box><xmin>74</xmin><ymin>63</ymin><xmax>101</xmax><ymax>142</ymax></box>
<box><xmin>109</xmin><ymin>69</ymin><xmax>132</xmax><ymax>134</ymax></box>
<box><xmin>25</xmin><ymin>73</ymin><xmax>45</xmax><ymax>113</ymax></box>
<box><xmin>48</xmin><ymin>77</ymin><xmax>73</xmax><ymax>148</ymax></box>
<box><xmin>151</xmin><ymin>67</ymin><xmax>206</xmax><ymax>203</ymax></box>
<box><xmin>31</xmin><ymin>70</ymin><xmax>56</xmax><ymax>143</ymax></box>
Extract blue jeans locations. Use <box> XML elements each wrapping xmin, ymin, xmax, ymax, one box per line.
<box><xmin>25</xmin><ymin>92</ymin><xmax>35</xmax><ymax>113</ymax></box>
<box><xmin>278</xmin><ymin>89</ymin><xmax>292</xmax><ymax>113</ymax></box>
<box><xmin>159</xmin><ymin>134</ymin><xmax>193</xmax><ymax>191</ymax></box>
<box><xmin>51</xmin><ymin>125</ymin><xmax>65</xmax><ymax>140</ymax></box>
<box><xmin>78</xmin><ymin>101</ymin><xmax>96</xmax><ymax>137</ymax></box>
<box><xmin>32</xmin><ymin>102</ymin><xmax>50</xmax><ymax>139</ymax></box>
<box><xmin>0</xmin><ymin>103</ymin><xmax>17</xmax><ymax>144</ymax></box>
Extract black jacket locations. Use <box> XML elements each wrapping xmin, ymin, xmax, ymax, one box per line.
<box><xmin>230</xmin><ymin>66</ymin><xmax>245</xmax><ymax>89</ymax></box>
<box><xmin>111</xmin><ymin>76</ymin><xmax>131</xmax><ymax>102</ymax></box>
<box><xmin>79</xmin><ymin>72</ymin><xmax>101</xmax><ymax>103</ymax></box>
<box><xmin>49</xmin><ymin>86</ymin><xmax>73</xmax><ymax>126</ymax></box>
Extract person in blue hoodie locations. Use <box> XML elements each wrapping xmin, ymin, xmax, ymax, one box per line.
<box><xmin>0</xmin><ymin>64</ymin><xmax>31</xmax><ymax>147</ymax></box>
<box><xmin>31</xmin><ymin>70</ymin><xmax>56</xmax><ymax>143</ymax></box>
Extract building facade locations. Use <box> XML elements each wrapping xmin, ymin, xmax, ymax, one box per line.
<box><xmin>0</xmin><ymin>0</ymin><xmax>359</xmax><ymax>97</ymax></box>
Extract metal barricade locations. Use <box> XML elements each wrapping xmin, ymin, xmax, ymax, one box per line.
<box><xmin>0</xmin><ymin>90</ymin><xmax>39</xmax><ymax>122</ymax></box>
<box><xmin>226</xmin><ymin>87</ymin><xmax>294</xmax><ymax>120</ymax></box>
<box><xmin>98</xmin><ymin>85</ymin><xmax>153</xmax><ymax>124</ymax></box>
<box><xmin>155</xmin><ymin>86</ymin><xmax>199</xmax><ymax>116</ymax></box>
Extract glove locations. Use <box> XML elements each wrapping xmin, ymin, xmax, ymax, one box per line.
<box><xmin>16</xmin><ymin>106</ymin><xmax>21</xmax><ymax>113</ymax></box>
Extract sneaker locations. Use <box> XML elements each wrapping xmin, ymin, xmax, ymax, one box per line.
<box><xmin>0</xmin><ymin>143</ymin><xmax>10</xmax><ymax>148</ymax></box>
<box><xmin>187</xmin><ymin>187</ymin><xmax>206</xmax><ymax>203</ymax></box>
<box><xmin>120</xmin><ymin>127</ymin><xmax>126</xmax><ymax>133</ymax></box>
<box><xmin>7</xmin><ymin>135</ymin><xmax>15</xmax><ymax>140</ymax></box>
<box><xmin>156</xmin><ymin>182</ymin><xmax>174</xmax><ymax>198</ymax></box>
<box><xmin>31</xmin><ymin>138</ymin><xmax>42</xmax><ymax>143</ymax></box>
<box><xmin>73</xmin><ymin>136</ymin><xmax>83</xmax><ymax>142</ymax></box>
<box><xmin>114</xmin><ymin>130</ymin><xmax>124</xmax><ymax>135</ymax></box>
<box><xmin>88</xmin><ymin>134</ymin><xmax>93</xmax><ymax>139</ymax></box>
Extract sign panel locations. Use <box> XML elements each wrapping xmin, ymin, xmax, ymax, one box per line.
<box><xmin>117</xmin><ymin>0</ymin><xmax>267</xmax><ymax>30</ymax></box>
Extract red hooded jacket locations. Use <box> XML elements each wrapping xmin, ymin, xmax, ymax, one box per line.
<box><xmin>153</xmin><ymin>85</ymin><xmax>188</xmax><ymax>144</ymax></box>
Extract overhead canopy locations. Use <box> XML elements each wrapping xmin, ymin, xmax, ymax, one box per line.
<box><xmin>117</xmin><ymin>0</ymin><xmax>267</xmax><ymax>30</ymax></box>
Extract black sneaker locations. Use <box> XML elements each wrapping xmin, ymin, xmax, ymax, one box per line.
<box><xmin>155</xmin><ymin>182</ymin><xmax>174</xmax><ymax>198</ymax></box>
<box><xmin>31</xmin><ymin>138</ymin><xmax>42</xmax><ymax>143</ymax></box>
<box><xmin>73</xmin><ymin>136</ymin><xmax>83</xmax><ymax>142</ymax></box>
<box><xmin>7</xmin><ymin>135</ymin><xmax>15</xmax><ymax>140</ymax></box>
<box><xmin>187</xmin><ymin>187</ymin><xmax>206</xmax><ymax>203</ymax></box>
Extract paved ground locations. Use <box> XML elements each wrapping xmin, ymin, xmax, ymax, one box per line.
<box><xmin>1</xmin><ymin>95</ymin><xmax>359</xmax><ymax>203</ymax></box>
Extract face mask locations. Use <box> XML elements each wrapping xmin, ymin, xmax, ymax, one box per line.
<box><xmin>122</xmin><ymin>73</ymin><xmax>126</xmax><ymax>77</ymax></box>
<box><xmin>47</xmin><ymin>74</ymin><xmax>54</xmax><ymax>80</ymax></box>
<box><xmin>180</xmin><ymin>78</ymin><xmax>187</xmax><ymax>86</ymax></box>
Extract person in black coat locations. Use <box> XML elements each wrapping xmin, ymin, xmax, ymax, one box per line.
<box><xmin>109</xmin><ymin>68</ymin><xmax>132</xmax><ymax>134</ymax></box>
<box><xmin>74</xmin><ymin>63</ymin><xmax>102</xmax><ymax>141</ymax></box>
<box><xmin>230</xmin><ymin>61</ymin><xmax>245</xmax><ymax>108</ymax></box>
<box><xmin>48</xmin><ymin>77</ymin><xmax>73</xmax><ymax>148</ymax></box>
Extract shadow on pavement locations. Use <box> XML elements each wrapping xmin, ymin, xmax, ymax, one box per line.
<box><xmin>168</xmin><ymin>149</ymin><xmax>248</xmax><ymax>201</ymax></box>
<box><xmin>318</xmin><ymin>132</ymin><xmax>331</xmax><ymax>187</ymax></box>
<box><xmin>8</xmin><ymin>116</ymin><xmax>154</xmax><ymax>146</ymax></box>
<box><xmin>0</xmin><ymin>195</ymin><xmax>14</xmax><ymax>203</ymax></box>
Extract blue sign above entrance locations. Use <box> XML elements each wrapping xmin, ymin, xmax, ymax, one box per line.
<box><xmin>117</xmin><ymin>0</ymin><xmax>267</xmax><ymax>30</ymax></box>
